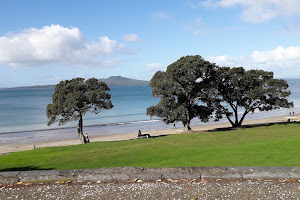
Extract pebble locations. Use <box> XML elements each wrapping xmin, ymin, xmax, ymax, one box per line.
<box><xmin>0</xmin><ymin>180</ymin><xmax>299</xmax><ymax>199</ymax></box>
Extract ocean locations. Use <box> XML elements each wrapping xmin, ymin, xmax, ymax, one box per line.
<box><xmin>0</xmin><ymin>80</ymin><xmax>299</xmax><ymax>145</ymax></box>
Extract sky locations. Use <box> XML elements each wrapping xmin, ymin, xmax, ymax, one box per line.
<box><xmin>1</xmin><ymin>0</ymin><xmax>300</xmax><ymax>87</ymax></box>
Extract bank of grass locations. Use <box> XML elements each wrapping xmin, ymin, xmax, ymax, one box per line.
<box><xmin>0</xmin><ymin>123</ymin><xmax>299</xmax><ymax>171</ymax></box>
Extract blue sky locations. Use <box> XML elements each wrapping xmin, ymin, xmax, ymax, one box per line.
<box><xmin>1</xmin><ymin>0</ymin><xmax>300</xmax><ymax>87</ymax></box>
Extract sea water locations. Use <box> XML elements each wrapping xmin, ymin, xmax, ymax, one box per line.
<box><xmin>0</xmin><ymin>80</ymin><xmax>299</xmax><ymax>145</ymax></box>
<box><xmin>0</xmin><ymin>85</ymin><xmax>161</xmax><ymax>131</ymax></box>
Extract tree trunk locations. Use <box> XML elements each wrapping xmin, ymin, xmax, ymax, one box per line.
<box><xmin>80</xmin><ymin>132</ymin><xmax>87</xmax><ymax>144</ymax></box>
<box><xmin>184</xmin><ymin>123</ymin><xmax>192</xmax><ymax>131</ymax></box>
<box><xmin>184</xmin><ymin>111</ymin><xmax>192</xmax><ymax>131</ymax></box>
<box><xmin>225</xmin><ymin>113</ymin><xmax>234</xmax><ymax>127</ymax></box>
<box><xmin>80</xmin><ymin>114</ymin><xmax>83</xmax><ymax>134</ymax></box>
<box><xmin>77</xmin><ymin>118</ymin><xmax>82</xmax><ymax>139</ymax></box>
<box><xmin>78</xmin><ymin>114</ymin><xmax>88</xmax><ymax>144</ymax></box>
<box><xmin>183</xmin><ymin>120</ymin><xmax>192</xmax><ymax>131</ymax></box>
<box><xmin>234</xmin><ymin>108</ymin><xmax>239</xmax><ymax>127</ymax></box>
<box><xmin>237</xmin><ymin>111</ymin><xmax>248</xmax><ymax>127</ymax></box>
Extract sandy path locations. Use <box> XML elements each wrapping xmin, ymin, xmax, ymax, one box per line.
<box><xmin>0</xmin><ymin>114</ymin><xmax>298</xmax><ymax>155</ymax></box>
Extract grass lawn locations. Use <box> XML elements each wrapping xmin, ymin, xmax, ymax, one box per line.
<box><xmin>0</xmin><ymin>123</ymin><xmax>299</xmax><ymax>171</ymax></box>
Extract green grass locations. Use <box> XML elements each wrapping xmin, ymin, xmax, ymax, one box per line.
<box><xmin>0</xmin><ymin>123</ymin><xmax>299</xmax><ymax>171</ymax></box>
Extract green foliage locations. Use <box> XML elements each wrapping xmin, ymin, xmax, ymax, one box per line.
<box><xmin>46</xmin><ymin>77</ymin><xmax>113</xmax><ymax>127</ymax></box>
<box><xmin>147</xmin><ymin>55</ymin><xmax>293</xmax><ymax>128</ymax></box>
<box><xmin>1</xmin><ymin>123</ymin><xmax>299</xmax><ymax>171</ymax></box>
<box><xmin>215</xmin><ymin>67</ymin><xmax>293</xmax><ymax>127</ymax></box>
<box><xmin>147</xmin><ymin>55</ymin><xmax>217</xmax><ymax>130</ymax></box>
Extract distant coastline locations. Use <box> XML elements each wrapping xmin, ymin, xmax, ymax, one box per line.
<box><xmin>98</xmin><ymin>76</ymin><xmax>150</xmax><ymax>86</ymax></box>
<box><xmin>3</xmin><ymin>76</ymin><xmax>150</xmax><ymax>89</ymax></box>
<box><xmin>2</xmin><ymin>77</ymin><xmax>299</xmax><ymax>90</ymax></box>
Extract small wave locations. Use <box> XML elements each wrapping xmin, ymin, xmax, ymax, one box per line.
<box><xmin>84</xmin><ymin>112</ymin><xmax>147</xmax><ymax>120</ymax></box>
<box><xmin>90</xmin><ymin>119</ymin><xmax>162</xmax><ymax>127</ymax></box>
<box><xmin>129</xmin><ymin>120</ymin><xmax>161</xmax><ymax>124</ymax></box>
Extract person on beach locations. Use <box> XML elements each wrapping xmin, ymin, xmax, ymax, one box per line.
<box><xmin>85</xmin><ymin>133</ymin><xmax>90</xmax><ymax>143</ymax></box>
<box><xmin>138</xmin><ymin>130</ymin><xmax>150</xmax><ymax>138</ymax></box>
<box><xmin>173</xmin><ymin>123</ymin><xmax>176</xmax><ymax>128</ymax></box>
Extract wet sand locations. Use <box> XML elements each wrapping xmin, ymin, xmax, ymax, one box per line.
<box><xmin>0</xmin><ymin>114</ymin><xmax>298</xmax><ymax>155</ymax></box>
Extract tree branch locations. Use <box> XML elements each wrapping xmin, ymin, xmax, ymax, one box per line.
<box><xmin>238</xmin><ymin>110</ymin><xmax>249</xmax><ymax>126</ymax></box>
<box><xmin>225</xmin><ymin>113</ymin><xmax>234</xmax><ymax>127</ymax></box>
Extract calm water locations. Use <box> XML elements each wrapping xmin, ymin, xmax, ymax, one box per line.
<box><xmin>0</xmin><ymin>80</ymin><xmax>299</xmax><ymax>145</ymax></box>
<box><xmin>0</xmin><ymin>85</ymin><xmax>159</xmax><ymax>133</ymax></box>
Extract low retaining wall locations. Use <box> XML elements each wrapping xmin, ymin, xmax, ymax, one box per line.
<box><xmin>1</xmin><ymin>167</ymin><xmax>300</xmax><ymax>185</ymax></box>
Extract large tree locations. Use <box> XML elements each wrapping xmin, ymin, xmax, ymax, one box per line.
<box><xmin>46</xmin><ymin>77</ymin><xmax>113</xmax><ymax>143</ymax></box>
<box><xmin>214</xmin><ymin>67</ymin><xmax>293</xmax><ymax>127</ymax></box>
<box><xmin>147</xmin><ymin>55</ymin><xmax>217</xmax><ymax>130</ymax></box>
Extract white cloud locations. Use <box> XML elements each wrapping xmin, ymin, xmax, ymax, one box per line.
<box><xmin>207</xmin><ymin>55</ymin><xmax>242</xmax><ymax>66</ymax></box>
<box><xmin>0</xmin><ymin>24</ymin><xmax>126</xmax><ymax>67</ymax></box>
<box><xmin>122</xmin><ymin>33</ymin><xmax>140</xmax><ymax>42</ymax></box>
<box><xmin>201</xmin><ymin>0</ymin><xmax>300</xmax><ymax>23</ymax></box>
<box><xmin>206</xmin><ymin>46</ymin><xmax>300</xmax><ymax>77</ymax></box>
<box><xmin>146</xmin><ymin>63</ymin><xmax>164</xmax><ymax>72</ymax></box>
<box><xmin>251</xmin><ymin>46</ymin><xmax>300</xmax><ymax>63</ymax></box>
<box><xmin>152</xmin><ymin>11</ymin><xmax>171</xmax><ymax>20</ymax></box>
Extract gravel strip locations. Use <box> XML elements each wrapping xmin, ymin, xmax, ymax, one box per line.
<box><xmin>1</xmin><ymin>180</ymin><xmax>300</xmax><ymax>199</ymax></box>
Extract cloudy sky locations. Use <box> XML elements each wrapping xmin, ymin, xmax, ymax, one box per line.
<box><xmin>1</xmin><ymin>0</ymin><xmax>300</xmax><ymax>87</ymax></box>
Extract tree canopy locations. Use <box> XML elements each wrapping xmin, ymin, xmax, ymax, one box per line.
<box><xmin>147</xmin><ymin>55</ymin><xmax>218</xmax><ymax>130</ymax></box>
<box><xmin>47</xmin><ymin>77</ymin><xmax>113</xmax><ymax>142</ymax></box>
<box><xmin>147</xmin><ymin>55</ymin><xmax>293</xmax><ymax>129</ymax></box>
<box><xmin>214</xmin><ymin>67</ymin><xmax>293</xmax><ymax>127</ymax></box>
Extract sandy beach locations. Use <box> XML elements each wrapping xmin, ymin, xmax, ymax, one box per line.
<box><xmin>0</xmin><ymin>114</ymin><xmax>299</xmax><ymax>155</ymax></box>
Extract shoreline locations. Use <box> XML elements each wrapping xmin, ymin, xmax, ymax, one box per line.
<box><xmin>0</xmin><ymin>114</ymin><xmax>299</xmax><ymax>155</ymax></box>
<box><xmin>0</xmin><ymin>119</ymin><xmax>162</xmax><ymax>135</ymax></box>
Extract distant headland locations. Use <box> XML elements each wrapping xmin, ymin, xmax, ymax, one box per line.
<box><xmin>4</xmin><ymin>76</ymin><xmax>150</xmax><ymax>89</ymax></box>
<box><xmin>98</xmin><ymin>76</ymin><xmax>149</xmax><ymax>86</ymax></box>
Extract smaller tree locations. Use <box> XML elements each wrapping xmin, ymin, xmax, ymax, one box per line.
<box><xmin>147</xmin><ymin>55</ymin><xmax>217</xmax><ymax>130</ymax></box>
<box><xmin>214</xmin><ymin>67</ymin><xmax>293</xmax><ymax>127</ymax></box>
<box><xmin>47</xmin><ymin>77</ymin><xmax>113</xmax><ymax>143</ymax></box>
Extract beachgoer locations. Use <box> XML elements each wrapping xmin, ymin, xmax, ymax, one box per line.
<box><xmin>173</xmin><ymin>123</ymin><xmax>176</xmax><ymax>128</ymax></box>
<box><xmin>138</xmin><ymin>130</ymin><xmax>150</xmax><ymax>138</ymax></box>
<box><xmin>85</xmin><ymin>133</ymin><xmax>90</xmax><ymax>143</ymax></box>
<box><xmin>293</xmin><ymin>112</ymin><xmax>295</xmax><ymax>116</ymax></box>
<box><xmin>289</xmin><ymin>112</ymin><xmax>291</xmax><ymax>116</ymax></box>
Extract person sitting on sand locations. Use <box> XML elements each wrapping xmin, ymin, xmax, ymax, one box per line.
<box><xmin>138</xmin><ymin>130</ymin><xmax>150</xmax><ymax>138</ymax></box>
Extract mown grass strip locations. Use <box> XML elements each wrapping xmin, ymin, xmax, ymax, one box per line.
<box><xmin>0</xmin><ymin>123</ymin><xmax>299</xmax><ymax>171</ymax></box>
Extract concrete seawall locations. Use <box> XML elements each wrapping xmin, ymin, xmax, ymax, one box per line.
<box><xmin>1</xmin><ymin>167</ymin><xmax>300</xmax><ymax>185</ymax></box>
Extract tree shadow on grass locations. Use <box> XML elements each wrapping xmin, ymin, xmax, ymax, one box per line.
<box><xmin>149</xmin><ymin>135</ymin><xmax>167</xmax><ymax>139</ymax></box>
<box><xmin>130</xmin><ymin>134</ymin><xmax>168</xmax><ymax>140</ymax></box>
<box><xmin>207</xmin><ymin>121</ymin><xmax>300</xmax><ymax>133</ymax></box>
<box><xmin>0</xmin><ymin>166</ymin><xmax>54</xmax><ymax>172</ymax></box>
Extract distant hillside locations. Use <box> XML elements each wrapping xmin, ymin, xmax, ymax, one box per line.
<box><xmin>99</xmin><ymin>76</ymin><xmax>149</xmax><ymax>86</ymax></box>
<box><xmin>5</xmin><ymin>76</ymin><xmax>149</xmax><ymax>89</ymax></box>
